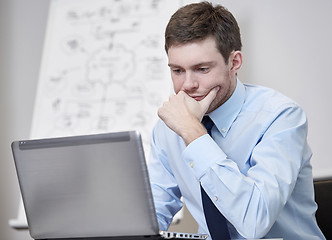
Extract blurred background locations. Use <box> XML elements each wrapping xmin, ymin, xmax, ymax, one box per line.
<box><xmin>1</xmin><ymin>0</ymin><xmax>332</xmax><ymax>239</ymax></box>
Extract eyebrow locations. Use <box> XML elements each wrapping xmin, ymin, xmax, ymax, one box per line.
<box><xmin>168</xmin><ymin>61</ymin><xmax>216</xmax><ymax>68</ymax></box>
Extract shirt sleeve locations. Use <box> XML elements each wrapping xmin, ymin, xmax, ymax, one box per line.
<box><xmin>182</xmin><ymin>104</ymin><xmax>311</xmax><ymax>238</ymax></box>
<box><xmin>147</xmin><ymin>123</ymin><xmax>183</xmax><ymax>231</ymax></box>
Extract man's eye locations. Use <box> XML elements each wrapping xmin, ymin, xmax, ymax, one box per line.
<box><xmin>198</xmin><ymin>67</ymin><xmax>209</xmax><ymax>73</ymax></box>
<box><xmin>172</xmin><ymin>69</ymin><xmax>183</xmax><ymax>74</ymax></box>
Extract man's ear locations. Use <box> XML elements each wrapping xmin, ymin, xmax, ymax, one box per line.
<box><xmin>229</xmin><ymin>51</ymin><xmax>242</xmax><ymax>73</ymax></box>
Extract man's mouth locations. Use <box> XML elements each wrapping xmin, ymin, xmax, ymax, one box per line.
<box><xmin>190</xmin><ymin>95</ymin><xmax>206</xmax><ymax>101</ymax></box>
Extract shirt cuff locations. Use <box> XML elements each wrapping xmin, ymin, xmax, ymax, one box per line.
<box><xmin>182</xmin><ymin>134</ymin><xmax>227</xmax><ymax>180</ymax></box>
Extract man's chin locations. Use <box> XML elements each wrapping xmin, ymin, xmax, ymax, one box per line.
<box><xmin>207</xmin><ymin>100</ymin><xmax>222</xmax><ymax>113</ymax></box>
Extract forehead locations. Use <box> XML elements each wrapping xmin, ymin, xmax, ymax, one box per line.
<box><xmin>167</xmin><ymin>36</ymin><xmax>224</xmax><ymax>67</ymax></box>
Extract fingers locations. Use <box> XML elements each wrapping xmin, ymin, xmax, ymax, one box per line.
<box><xmin>158</xmin><ymin>92</ymin><xmax>187</xmax><ymax>121</ymax></box>
<box><xmin>199</xmin><ymin>86</ymin><xmax>220</xmax><ymax>111</ymax></box>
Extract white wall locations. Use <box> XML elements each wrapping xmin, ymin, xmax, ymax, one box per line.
<box><xmin>0</xmin><ymin>0</ymin><xmax>49</xmax><ymax>239</ymax></box>
<box><xmin>1</xmin><ymin>1</ymin><xmax>332</xmax><ymax>239</ymax></box>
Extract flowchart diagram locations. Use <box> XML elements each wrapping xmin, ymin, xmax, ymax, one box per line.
<box><xmin>31</xmin><ymin>0</ymin><xmax>182</xmax><ymax>154</ymax></box>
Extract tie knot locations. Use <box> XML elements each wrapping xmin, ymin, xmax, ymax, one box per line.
<box><xmin>202</xmin><ymin>116</ymin><xmax>214</xmax><ymax>135</ymax></box>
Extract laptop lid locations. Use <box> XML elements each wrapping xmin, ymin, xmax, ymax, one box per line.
<box><xmin>12</xmin><ymin>131</ymin><xmax>160</xmax><ymax>239</ymax></box>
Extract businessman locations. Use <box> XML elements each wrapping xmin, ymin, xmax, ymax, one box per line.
<box><xmin>147</xmin><ymin>1</ymin><xmax>325</xmax><ymax>240</ymax></box>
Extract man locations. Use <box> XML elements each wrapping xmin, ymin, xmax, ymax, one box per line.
<box><xmin>148</xmin><ymin>2</ymin><xmax>325</xmax><ymax>240</ymax></box>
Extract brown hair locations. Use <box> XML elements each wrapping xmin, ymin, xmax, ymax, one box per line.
<box><xmin>165</xmin><ymin>1</ymin><xmax>242</xmax><ymax>63</ymax></box>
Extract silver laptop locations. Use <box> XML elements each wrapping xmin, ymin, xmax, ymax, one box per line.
<box><xmin>12</xmin><ymin>131</ymin><xmax>208</xmax><ymax>240</ymax></box>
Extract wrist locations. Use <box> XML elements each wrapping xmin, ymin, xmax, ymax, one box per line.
<box><xmin>180</xmin><ymin>122</ymin><xmax>207</xmax><ymax>145</ymax></box>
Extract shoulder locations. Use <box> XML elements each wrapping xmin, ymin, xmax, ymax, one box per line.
<box><xmin>243</xmin><ymin>83</ymin><xmax>302</xmax><ymax>113</ymax></box>
<box><xmin>241</xmin><ymin>83</ymin><xmax>308</xmax><ymax>133</ymax></box>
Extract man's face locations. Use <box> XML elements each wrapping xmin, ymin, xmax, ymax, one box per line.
<box><xmin>167</xmin><ymin>36</ymin><xmax>238</xmax><ymax>113</ymax></box>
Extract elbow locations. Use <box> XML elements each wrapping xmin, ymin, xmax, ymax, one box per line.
<box><xmin>234</xmin><ymin>198</ymin><xmax>274</xmax><ymax>238</ymax></box>
<box><xmin>241</xmin><ymin>230</ymin><xmax>269</xmax><ymax>240</ymax></box>
<box><xmin>236</xmin><ymin>220</ymin><xmax>271</xmax><ymax>239</ymax></box>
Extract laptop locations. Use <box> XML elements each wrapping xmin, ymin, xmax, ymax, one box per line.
<box><xmin>12</xmin><ymin>131</ymin><xmax>208</xmax><ymax>240</ymax></box>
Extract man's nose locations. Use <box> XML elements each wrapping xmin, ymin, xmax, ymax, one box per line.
<box><xmin>182</xmin><ymin>72</ymin><xmax>198</xmax><ymax>91</ymax></box>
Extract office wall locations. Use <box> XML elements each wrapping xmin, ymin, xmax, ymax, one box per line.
<box><xmin>1</xmin><ymin>1</ymin><xmax>332</xmax><ymax>239</ymax></box>
<box><xmin>0</xmin><ymin>0</ymin><xmax>49</xmax><ymax>239</ymax></box>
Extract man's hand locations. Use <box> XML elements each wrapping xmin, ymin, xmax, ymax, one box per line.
<box><xmin>158</xmin><ymin>87</ymin><xmax>219</xmax><ymax>145</ymax></box>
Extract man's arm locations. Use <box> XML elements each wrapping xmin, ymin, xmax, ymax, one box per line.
<box><xmin>183</xmin><ymin>104</ymin><xmax>312</xmax><ymax>238</ymax></box>
<box><xmin>148</xmin><ymin>122</ymin><xmax>184</xmax><ymax>230</ymax></box>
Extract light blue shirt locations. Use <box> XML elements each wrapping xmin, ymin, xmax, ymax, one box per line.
<box><xmin>148</xmin><ymin>80</ymin><xmax>325</xmax><ymax>240</ymax></box>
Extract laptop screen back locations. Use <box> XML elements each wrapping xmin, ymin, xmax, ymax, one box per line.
<box><xmin>12</xmin><ymin>131</ymin><xmax>159</xmax><ymax>239</ymax></box>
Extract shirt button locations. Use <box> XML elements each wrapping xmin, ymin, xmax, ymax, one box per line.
<box><xmin>214</xmin><ymin>196</ymin><xmax>218</xmax><ymax>201</ymax></box>
<box><xmin>221</xmin><ymin>128</ymin><xmax>226</xmax><ymax>133</ymax></box>
<box><xmin>190</xmin><ymin>162</ymin><xmax>194</xmax><ymax>168</ymax></box>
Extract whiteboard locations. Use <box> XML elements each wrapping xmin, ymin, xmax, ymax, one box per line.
<box><xmin>10</xmin><ymin>0</ymin><xmax>192</xmax><ymax>229</ymax></box>
<box><xmin>30</xmin><ymin>0</ymin><xmax>184</xmax><ymax>153</ymax></box>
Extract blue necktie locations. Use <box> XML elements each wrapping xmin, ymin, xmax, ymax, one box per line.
<box><xmin>201</xmin><ymin>116</ymin><xmax>230</xmax><ymax>240</ymax></box>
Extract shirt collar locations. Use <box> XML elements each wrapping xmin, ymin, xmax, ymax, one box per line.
<box><xmin>208</xmin><ymin>79</ymin><xmax>245</xmax><ymax>137</ymax></box>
